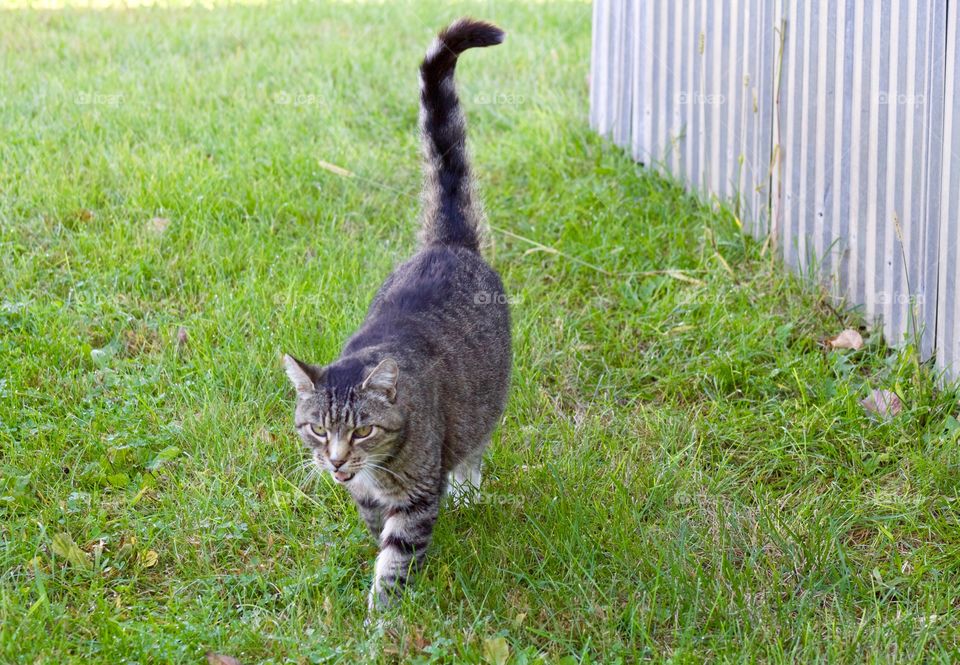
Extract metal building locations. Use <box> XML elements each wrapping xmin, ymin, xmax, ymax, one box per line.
<box><xmin>591</xmin><ymin>0</ymin><xmax>960</xmax><ymax>378</ymax></box>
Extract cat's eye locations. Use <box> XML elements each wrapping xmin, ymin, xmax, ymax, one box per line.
<box><xmin>309</xmin><ymin>424</ymin><xmax>327</xmax><ymax>439</ymax></box>
<box><xmin>352</xmin><ymin>425</ymin><xmax>374</xmax><ymax>439</ymax></box>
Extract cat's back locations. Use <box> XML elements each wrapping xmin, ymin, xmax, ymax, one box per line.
<box><xmin>344</xmin><ymin>245</ymin><xmax>509</xmax><ymax>364</ymax></box>
<box><xmin>372</xmin><ymin>245</ymin><xmax>507</xmax><ymax>321</ymax></box>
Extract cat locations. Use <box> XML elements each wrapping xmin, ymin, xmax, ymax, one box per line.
<box><xmin>282</xmin><ymin>17</ymin><xmax>510</xmax><ymax>611</ymax></box>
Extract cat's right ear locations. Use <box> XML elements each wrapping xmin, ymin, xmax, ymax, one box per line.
<box><xmin>283</xmin><ymin>354</ymin><xmax>323</xmax><ymax>397</ymax></box>
<box><xmin>361</xmin><ymin>357</ymin><xmax>399</xmax><ymax>402</ymax></box>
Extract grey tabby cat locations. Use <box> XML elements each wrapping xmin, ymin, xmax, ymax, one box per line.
<box><xmin>282</xmin><ymin>18</ymin><xmax>511</xmax><ymax>610</ymax></box>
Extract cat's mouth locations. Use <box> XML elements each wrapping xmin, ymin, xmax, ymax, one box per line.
<box><xmin>333</xmin><ymin>470</ymin><xmax>355</xmax><ymax>483</ymax></box>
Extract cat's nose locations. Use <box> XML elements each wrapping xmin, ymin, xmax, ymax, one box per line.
<box><xmin>330</xmin><ymin>458</ymin><xmax>347</xmax><ymax>470</ymax></box>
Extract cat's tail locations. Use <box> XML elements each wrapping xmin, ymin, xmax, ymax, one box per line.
<box><xmin>418</xmin><ymin>18</ymin><xmax>504</xmax><ymax>252</ymax></box>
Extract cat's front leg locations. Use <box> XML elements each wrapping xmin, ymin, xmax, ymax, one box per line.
<box><xmin>367</xmin><ymin>490</ymin><xmax>440</xmax><ymax>611</ymax></box>
<box><xmin>355</xmin><ymin>495</ymin><xmax>384</xmax><ymax>540</ymax></box>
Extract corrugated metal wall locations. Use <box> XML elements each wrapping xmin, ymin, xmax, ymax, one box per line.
<box><xmin>937</xmin><ymin>2</ymin><xmax>960</xmax><ymax>376</ymax></box>
<box><xmin>591</xmin><ymin>0</ymin><xmax>958</xmax><ymax>375</ymax></box>
<box><xmin>626</xmin><ymin>0</ymin><xmax>778</xmax><ymax>236</ymax></box>
<box><xmin>775</xmin><ymin>0</ymin><xmax>946</xmax><ymax>359</ymax></box>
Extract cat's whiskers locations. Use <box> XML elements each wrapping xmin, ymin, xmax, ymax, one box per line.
<box><xmin>277</xmin><ymin>460</ymin><xmax>313</xmax><ymax>488</ymax></box>
<box><xmin>363</xmin><ymin>459</ymin><xmax>404</xmax><ymax>482</ymax></box>
<box><xmin>294</xmin><ymin>459</ymin><xmax>328</xmax><ymax>490</ymax></box>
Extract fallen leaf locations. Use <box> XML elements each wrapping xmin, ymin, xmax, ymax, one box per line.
<box><xmin>139</xmin><ymin>549</ymin><xmax>159</xmax><ymax>568</ymax></box>
<box><xmin>861</xmin><ymin>389</ymin><xmax>903</xmax><ymax>420</ymax></box>
<box><xmin>827</xmin><ymin>329</ymin><xmax>864</xmax><ymax>350</ymax></box>
<box><xmin>148</xmin><ymin>217</ymin><xmax>170</xmax><ymax>234</ymax></box>
<box><xmin>482</xmin><ymin>636</ymin><xmax>510</xmax><ymax>665</ymax></box>
<box><xmin>206</xmin><ymin>653</ymin><xmax>242</xmax><ymax>665</ymax></box>
<box><xmin>51</xmin><ymin>532</ymin><xmax>90</xmax><ymax>569</ymax></box>
<box><xmin>115</xmin><ymin>537</ymin><xmax>136</xmax><ymax>563</ymax></box>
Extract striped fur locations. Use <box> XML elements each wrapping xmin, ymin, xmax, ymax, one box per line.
<box><xmin>418</xmin><ymin>18</ymin><xmax>505</xmax><ymax>251</ymax></box>
<box><xmin>283</xmin><ymin>18</ymin><xmax>511</xmax><ymax>615</ymax></box>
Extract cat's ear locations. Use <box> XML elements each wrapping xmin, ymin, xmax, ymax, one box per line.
<box><xmin>283</xmin><ymin>354</ymin><xmax>324</xmax><ymax>397</ymax></box>
<box><xmin>361</xmin><ymin>358</ymin><xmax>398</xmax><ymax>402</ymax></box>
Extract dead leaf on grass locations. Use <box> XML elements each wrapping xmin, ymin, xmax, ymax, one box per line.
<box><xmin>827</xmin><ymin>329</ymin><xmax>864</xmax><ymax>350</ymax></box>
<box><xmin>482</xmin><ymin>636</ymin><xmax>510</xmax><ymax>665</ymax></box>
<box><xmin>138</xmin><ymin>549</ymin><xmax>159</xmax><ymax>568</ymax></box>
<box><xmin>51</xmin><ymin>532</ymin><xmax>90</xmax><ymax>569</ymax></box>
<box><xmin>861</xmin><ymin>389</ymin><xmax>903</xmax><ymax>420</ymax></box>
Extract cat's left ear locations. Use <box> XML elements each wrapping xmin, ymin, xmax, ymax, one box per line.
<box><xmin>361</xmin><ymin>358</ymin><xmax>398</xmax><ymax>402</ymax></box>
<box><xmin>283</xmin><ymin>354</ymin><xmax>324</xmax><ymax>397</ymax></box>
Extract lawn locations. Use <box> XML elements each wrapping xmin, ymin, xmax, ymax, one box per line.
<box><xmin>2</xmin><ymin>1</ymin><xmax>959</xmax><ymax>662</ymax></box>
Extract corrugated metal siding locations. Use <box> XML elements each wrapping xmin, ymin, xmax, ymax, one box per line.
<box><xmin>936</xmin><ymin>3</ymin><xmax>960</xmax><ymax>376</ymax></box>
<box><xmin>589</xmin><ymin>0</ymin><xmax>632</xmax><ymax>145</ymax></box>
<box><xmin>591</xmin><ymin>0</ymin><xmax>956</xmax><ymax>374</ymax></box>
<box><xmin>776</xmin><ymin>0</ymin><xmax>945</xmax><ymax>357</ymax></box>
<box><xmin>623</xmin><ymin>0</ymin><xmax>776</xmax><ymax>236</ymax></box>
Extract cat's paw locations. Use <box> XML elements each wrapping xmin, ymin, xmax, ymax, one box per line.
<box><xmin>447</xmin><ymin>472</ymin><xmax>481</xmax><ymax>507</ymax></box>
<box><xmin>363</xmin><ymin>610</ymin><xmax>388</xmax><ymax>631</ymax></box>
<box><xmin>366</xmin><ymin>582</ymin><xmax>395</xmax><ymax>613</ymax></box>
<box><xmin>365</xmin><ymin>584</ymin><xmax>402</xmax><ymax>630</ymax></box>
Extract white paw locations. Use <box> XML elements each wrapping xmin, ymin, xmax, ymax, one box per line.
<box><xmin>448</xmin><ymin>471</ymin><xmax>481</xmax><ymax>507</ymax></box>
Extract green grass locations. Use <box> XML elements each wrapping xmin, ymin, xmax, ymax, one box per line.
<box><xmin>2</xmin><ymin>1</ymin><xmax>959</xmax><ymax>662</ymax></box>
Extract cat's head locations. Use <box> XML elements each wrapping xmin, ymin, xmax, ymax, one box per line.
<box><xmin>283</xmin><ymin>354</ymin><xmax>405</xmax><ymax>485</ymax></box>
